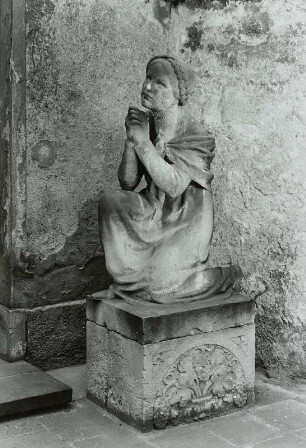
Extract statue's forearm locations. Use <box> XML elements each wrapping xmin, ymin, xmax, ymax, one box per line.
<box><xmin>135</xmin><ymin>141</ymin><xmax>190</xmax><ymax>198</ymax></box>
<box><xmin>118</xmin><ymin>140</ymin><xmax>143</xmax><ymax>190</ymax></box>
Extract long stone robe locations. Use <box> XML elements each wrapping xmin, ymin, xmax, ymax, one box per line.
<box><xmin>99</xmin><ymin>114</ymin><xmax>240</xmax><ymax>304</ymax></box>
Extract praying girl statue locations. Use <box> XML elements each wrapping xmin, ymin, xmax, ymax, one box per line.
<box><xmin>98</xmin><ymin>55</ymin><xmax>242</xmax><ymax>304</ymax></box>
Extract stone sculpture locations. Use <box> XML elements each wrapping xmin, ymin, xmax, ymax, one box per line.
<box><xmin>88</xmin><ymin>56</ymin><xmax>254</xmax><ymax>431</ymax></box>
<box><xmin>98</xmin><ymin>55</ymin><xmax>242</xmax><ymax>304</ymax></box>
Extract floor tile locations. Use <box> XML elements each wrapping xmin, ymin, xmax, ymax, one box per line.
<box><xmin>294</xmin><ymin>396</ymin><xmax>306</xmax><ymax>405</ymax></box>
<box><xmin>73</xmin><ymin>433</ymin><xmax>156</xmax><ymax>448</ymax></box>
<box><xmin>48</xmin><ymin>364</ymin><xmax>87</xmax><ymax>401</ymax></box>
<box><xmin>150</xmin><ymin>428</ymin><xmax>235</xmax><ymax>448</ymax></box>
<box><xmin>254</xmin><ymin>380</ymin><xmax>299</xmax><ymax>407</ymax></box>
<box><xmin>39</xmin><ymin>400</ymin><xmax>134</xmax><ymax>443</ymax></box>
<box><xmin>0</xmin><ymin>371</ymin><xmax>70</xmax><ymax>403</ymax></box>
<box><xmin>295</xmin><ymin>427</ymin><xmax>306</xmax><ymax>439</ymax></box>
<box><xmin>0</xmin><ymin>360</ymin><xmax>39</xmax><ymax>379</ymax></box>
<box><xmin>251</xmin><ymin>399</ymin><xmax>306</xmax><ymax>431</ymax></box>
<box><xmin>195</xmin><ymin>411</ymin><xmax>282</xmax><ymax>447</ymax></box>
<box><xmin>251</xmin><ymin>433</ymin><xmax>306</xmax><ymax>447</ymax></box>
<box><xmin>0</xmin><ymin>429</ymin><xmax>71</xmax><ymax>448</ymax></box>
<box><xmin>0</xmin><ymin>370</ymin><xmax>72</xmax><ymax>418</ymax></box>
<box><xmin>0</xmin><ymin>416</ymin><xmax>44</xmax><ymax>440</ymax></box>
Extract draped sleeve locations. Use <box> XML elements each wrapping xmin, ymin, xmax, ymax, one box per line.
<box><xmin>164</xmin><ymin>132</ymin><xmax>215</xmax><ymax>191</ymax></box>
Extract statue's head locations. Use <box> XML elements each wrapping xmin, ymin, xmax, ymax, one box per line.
<box><xmin>141</xmin><ymin>55</ymin><xmax>194</xmax><ymax>112</ymax></box>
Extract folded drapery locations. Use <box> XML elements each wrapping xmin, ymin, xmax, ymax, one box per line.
<box><xmin>99</xmin><ymin>112</ymin><xmax>241</xmax><ymax>304</ymax></box>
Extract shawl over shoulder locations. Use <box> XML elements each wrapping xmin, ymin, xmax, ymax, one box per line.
<box><xmin>149</xmin><ymin>111</ymin><xmax>216</xmax><ymax>191</ymax></box>
<box><xmin>165</xmin><ymin>132</ymin><xmax>215</xmax><ymax>191</ymax></box>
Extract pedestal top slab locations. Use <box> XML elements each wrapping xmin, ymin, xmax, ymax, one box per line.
<box><xmin>87</xmin><ymin>292</ymin><xmax>255</xmax><ymax>345</ymax></box>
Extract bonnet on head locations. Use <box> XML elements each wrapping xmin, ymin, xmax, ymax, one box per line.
<box><xmin>146</xmin><ymin>55</ymin><xmax>194</xmax><ymax>106</ymax></box>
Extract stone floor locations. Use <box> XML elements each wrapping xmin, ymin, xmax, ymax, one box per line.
<box><xmin>0</xmin><ymin>365</ymin><xmax>306</xmax><ymax>448</ymax></box>
<box><xmin>0</xmin><ymin>358</ymin><xmax>72</xmax><ymax>419</ymax></box>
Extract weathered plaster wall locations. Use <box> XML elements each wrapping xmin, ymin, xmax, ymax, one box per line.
<box><xmin>164</xmin><ymin>0</ymin><xmax>306</xmax><ymax>381</ymax></box>
<box><xmin>20</xmin><ymin>0</ymin><xmax>168</xmax><ymax>310</ymax></box>
<box><xmin>3</xmin><ymin>0</ymin><xmax>306</xmax><ymax>375</ymax></box>
<box><xmin>21</xmin><ymin>0</ymin><xmax>169</xmax><ymax>367</ymax></box>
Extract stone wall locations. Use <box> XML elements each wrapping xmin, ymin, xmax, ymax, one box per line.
<box><xmin>0</xmin><ymin>0</ymin><xmax>28</xmax><ymax>361</ymax></box>
<box><xmin>0</xmin><ymin>0</ymin><xmax>12</xmax><ymax>309</ymax></box>
<box><xmin>1</xmin><ymin>0</ymin><xmax>305</xmax><ymax>377</ymax></box>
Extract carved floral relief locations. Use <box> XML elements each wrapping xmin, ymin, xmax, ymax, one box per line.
<box><xmin>153</xmin><ymin>344</ymin><xmax>248</xmax><ymax>429</ymax></box>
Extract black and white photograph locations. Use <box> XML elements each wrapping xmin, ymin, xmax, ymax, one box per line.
<box><xmin>0</xmin><ymin>1</ymin><xmax>305</xmax><ymax>447</ymax></box>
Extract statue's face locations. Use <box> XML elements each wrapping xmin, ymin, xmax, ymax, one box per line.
<box><xmin>141</xmin><ymin>59</ymin><xmax>179</xmax><ymax>111</ymax></box>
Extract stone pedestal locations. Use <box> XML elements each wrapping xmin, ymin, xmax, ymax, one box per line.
<box><xmin>87</xmin><ymin>293</ymin><xmax>255</xmax><ymax>432</ymax></box>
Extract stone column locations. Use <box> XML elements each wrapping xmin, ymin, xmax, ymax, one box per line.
<box><xmin>0</xmin><ymin>0</ymin><xmax>27</xmax><ymax>361</ymax></box>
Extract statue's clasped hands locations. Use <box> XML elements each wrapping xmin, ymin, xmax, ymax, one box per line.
<box><xmin>125</xmin><ymin>107</ymin><xmax>150</xmax><ymax>148</ymax></box>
